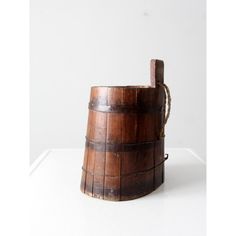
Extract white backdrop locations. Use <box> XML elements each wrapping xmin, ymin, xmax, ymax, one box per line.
<box><xmin>30</xmin><ymin>0</ymin><xmax>206</xmax><ymax>164</ymax></box>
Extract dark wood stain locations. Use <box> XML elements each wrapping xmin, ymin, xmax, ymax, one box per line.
<box><xmin>80</xmin><ymin>59</ymin><xmax>168</xmax><ymax>201</ymax></box>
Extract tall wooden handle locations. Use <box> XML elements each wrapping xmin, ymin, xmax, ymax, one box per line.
<box><xmin>150</xmin><ymin>59</ymin><xmax>171</xmax><ymax>137</ymax></box>
<box><xmin>150</xmin><ymin>59</ymin><xmax>164</xmax><ymax>87</ymax></box>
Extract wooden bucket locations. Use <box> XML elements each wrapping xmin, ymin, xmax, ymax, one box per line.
<box><xmin>80</xmin><ymin>59</ymin><xmax>171</xmax><ymax>201</ymax></box>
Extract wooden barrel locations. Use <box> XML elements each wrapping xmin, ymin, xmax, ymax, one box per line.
<box><xmin>80</xmin><ymin>59</ymin><xmax>170</xmax><ymax>201</ymax></box>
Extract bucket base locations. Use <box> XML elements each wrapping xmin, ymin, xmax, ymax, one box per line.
<box><xmin>81</xmin><ymin>181</ymin><xmax>164</xmax><ymax>201</ymax></box>
<box><xmin>80</xmin><ymin>163</ymin><xmax>165</xmax><ymax>201</ymax></box>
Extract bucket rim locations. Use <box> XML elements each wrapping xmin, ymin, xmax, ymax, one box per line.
<box><xmin>91</xmin><ymin>85</ymin><xmax>155</xmax><ymax>89</ymax></box>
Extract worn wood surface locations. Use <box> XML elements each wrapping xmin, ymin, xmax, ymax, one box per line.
<box><xmin>81</xmin><ymin>59</ymin><xmax>166</xmax><ymax>201</ymax></box>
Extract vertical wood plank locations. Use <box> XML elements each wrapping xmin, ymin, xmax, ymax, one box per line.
<box><xmin>102</xmin><ymin>88</ymin><xmax>108</xmax><ymax>199</ymax></box>
<box><xmin>151</xmin><ymin>59</ymin><xmax>165</xmax><ymax>191</ymax></box>
<box><xmin>150</xmin><ymin>59</ymin><xmax>164</xmax><ymax>87</ymax></box>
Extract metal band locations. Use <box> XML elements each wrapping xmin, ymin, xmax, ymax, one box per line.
<box><xmin>85</xmin><ymin>137</ymin><xmax>162</xmax><ymax>152</ymax></box>
<box><xmin>88</xmin><ymin>102</ymin><xmax>164</xmax><ymax>113</ymax></box>
<box><xmin>82</xmin><ymin>156</ymin><xmax>168</xmax><ymax>178</ymax></box>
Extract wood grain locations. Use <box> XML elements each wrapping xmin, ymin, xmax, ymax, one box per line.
<box><xmin>80</xmin><ymin>59</ymin><xmax>166</xmax><ymax>201</ymax></box>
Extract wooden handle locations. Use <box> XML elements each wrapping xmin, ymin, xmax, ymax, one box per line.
<box><xmin>150</xmin><ymin>59</ymin><xmax>171</xmax><ymax>137</ymax></box>
<box><xmin>150</xmin><ymin>59</ymin><xmax>164</xmax><ymax>87</ymax></box>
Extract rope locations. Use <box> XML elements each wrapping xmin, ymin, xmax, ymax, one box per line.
<box><xmin>157</xmin><ymin>82</ymin><xmax>171</xmax><ymax>138</ymax></box>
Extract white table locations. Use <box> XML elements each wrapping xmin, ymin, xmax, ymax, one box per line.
<box><xmin>30</xmin><ymin>148</ymin><xmax>206</xmax><ymax>236</ymax></box>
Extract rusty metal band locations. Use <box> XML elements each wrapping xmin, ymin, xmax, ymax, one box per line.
<box><xmin>88</xmin><ymin>102</ymin><xmax>164</xmax><ymax>113</ymax></box>
<box><xmin>82</xmin><ymin>155</ymin><xmax>168</xmax><ymax>178</ymax></box>
<box><xmin>85</xmin><ymin>137</ymin><xmax>162</xmax><ymax>152</ymax></box>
